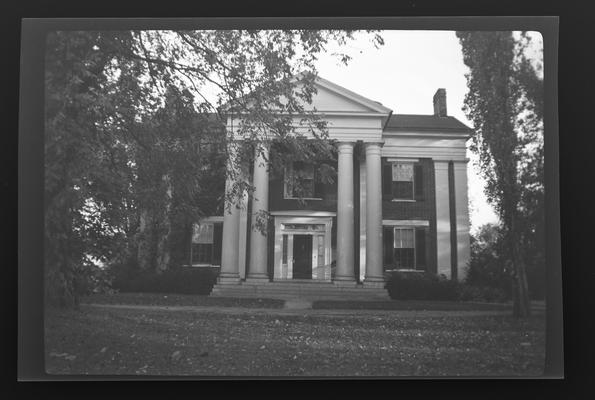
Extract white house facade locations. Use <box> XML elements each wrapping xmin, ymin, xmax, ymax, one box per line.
<box><xmin>190</xmin><ymin>77</ymin><xmax>472</xmax><ymax>299</ymax></box>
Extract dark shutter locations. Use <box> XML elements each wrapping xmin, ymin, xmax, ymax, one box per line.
<box><xmin>383</xmin><ymin>226</ymin><xmax>394</xmax><ymax>270</ymax></box>
<box><xmin>382</xmin><ymin>162</ymin><xmax>392</xmax><ymax>199</ymax></box>
<box><xmin>314</xmin><ymin>168</ymin><xmax>324</xmax><ymax>198</ymax></box>
<box><xmin>414</xmin><ymin>164</ymin><xmax>424</xmax><ymax>201</ymax></box>
<box><xmin>415</xmin><ymin>228</ymin><xmax>426</xmax><ymax>270</ymax></box>
<box><xmin>212</xmin><ymin>222</ymin><xmax>223</xmax><ymax>265</ymax></box>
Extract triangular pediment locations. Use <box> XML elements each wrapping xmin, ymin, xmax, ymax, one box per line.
<box><xmin>302</xmin><ymin>76</ymin><xmax>393</xmax><ymax>115</ymax></box>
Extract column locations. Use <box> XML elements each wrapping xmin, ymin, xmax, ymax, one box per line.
<box><xmin>434</xmin><ymin>160</ymin><xmax>451</xmax><ymax>279</ymax></box>
<box><xmin>334</xmin><ymin>142</ymin><xmax>356</xmax><ymax>284</ymax></box>
<box><xmin>453</xmin><ymin>160</ymin><xmax>471</xmax><ymax>282</ymax></box>
<box><xmin>364</xmin><ymin>142</ymin><xmax>384</xmax><ymax>286</ymax></box>
<box><xmin>219</xmin><ymin>143</ymin><xmax>242</xmax><ymax>284</ymax></box>
<box><xmin>247</xmin><ymin>143</ymin><xmax>270</xmax><ymax>282</ymax></box>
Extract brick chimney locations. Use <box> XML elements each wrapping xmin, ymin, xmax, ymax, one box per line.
<box><xmin>433</xmin><ymin>88</ymin><xmax>447</xmax><ymax>117</ymax></box>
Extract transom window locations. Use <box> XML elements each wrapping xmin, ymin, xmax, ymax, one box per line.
<box><xmin>392</xmin><ymin>162</ymin><xmax>414</xmax><ymax>200</ymax></box>
<box><xmin>282</xmin><ymin>223</ymin><xmax>326</xmax><ymax>232</ymax></box>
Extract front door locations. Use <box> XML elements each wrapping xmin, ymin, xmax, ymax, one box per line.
<box><xmin>292</xmin><ymin>234</ymin><xmax>312</xmax><ymax>279</ymax></box>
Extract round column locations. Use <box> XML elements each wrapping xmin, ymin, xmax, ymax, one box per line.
<box><xmin>364</xmin><ymin>142</ymin><xmax>385</xmax><ymax>286</ymax></box>
<box><xmin>247</xmin><ymin>143</ymin><xmax>270</xmax><ymax>281</ymax></box>
<box><xmin>335</xmin><ymin>142</ymin><xmax>356</xmax><ymax>284</ymax></box>
<box><xmin>219</xmin><ymin>143</ymin><xmax>242</xmax><ymax>284</ymax></box>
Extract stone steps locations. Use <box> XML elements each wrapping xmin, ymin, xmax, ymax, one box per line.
<box><xmin>210</xmin><ymin>280</ymin><xmax>390</xmax><ymax>301</ymax></box>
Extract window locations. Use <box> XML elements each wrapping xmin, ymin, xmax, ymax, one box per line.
<box><xmin>284</xmin><ymin>161</ymin><xmax>320</xmax><ymax>199</ymax></box>
<box><xmin>191</xmin><ymin>223</ymin><xmax>214</xmax><ymax>265</ymax></box>
<box><xmin>383</xmin><ymin>226</ymin><xmax>427</xmax><ymax>271</ymax></box>
<box><xmin>393</xmin><ymin>228</ymin><xmax>415</xmax><ymax>269</ymax></box>
<box><xmin>392</xmin><ymin>163</ymin><xmax>414</xmax><ymax>200</ymax></box>
<box><xmin>383</xmin><ymin>160</ymin><xmax>424</xmax><ymax>201</ymax></box>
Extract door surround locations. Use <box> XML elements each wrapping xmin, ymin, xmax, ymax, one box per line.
<box><xmin>273</xmin><ymin>215</ymin><xmax>333</xmax><ymax>281</ymax></box>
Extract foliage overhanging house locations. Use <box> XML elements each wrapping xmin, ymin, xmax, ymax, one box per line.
<box><xmin>189</xmin><ymin>76</ymin><xmax>473</xmax><ymax>299</ymax></box>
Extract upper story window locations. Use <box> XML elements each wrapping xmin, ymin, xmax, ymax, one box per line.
<box><xmin>392</xmin><ymin>163</ymin><xmax>414</xmax><ymax>200</ymax></box>
<box><xmin>383</xmin><ymin>160</ymin><xmax>424</xmax><ymax>201</ymax></box>
<box><xmin>284</xmin><ymin>161</ymin><xmax>322</xmax><ymax>200</ymax></box>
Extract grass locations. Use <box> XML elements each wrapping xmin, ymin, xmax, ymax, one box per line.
<box><xmin>45</xmin><ymin>297</ymin><xmax>546</xmax><ymax>376</ymax></box>
<box><xmin>312</xmin><ymin>299</ymin><xmax>513</xmax><ymax>311</ymax></box>
<box><xmin>82</xmin><ymin>292</ymin><xmax>285</xmax><ymax>309</ymax></box>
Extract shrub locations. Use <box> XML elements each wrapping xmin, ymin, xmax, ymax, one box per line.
<box><xmin>385</xmin><ymin>272</ymin><xmax>459</xmax><ymax>301</ymax></box>
<box><xmin>385</xmin><ymin>271</ymin><xmax>509</xmax><ymax>303</ymax></box>
<box><xmin>111</xmin><ymin>265</ymin><xmax>219</xmax><ymax>295</ymax></box>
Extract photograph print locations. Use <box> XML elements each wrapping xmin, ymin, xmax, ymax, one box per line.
<box><xmin>18</xmin><ymin>18</ymin><xmax>561</xmax><ymax>378</ymax></box>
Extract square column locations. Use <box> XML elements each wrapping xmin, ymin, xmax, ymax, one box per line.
<box><xmin>335</xmin><ymin>142</ymin><xmax>356</xmax><ymax>284</ymax></box>
<box><xmin>434</xmin><ymin>160</ymin><xmax>451</xmax><ymax>279</ymax></box>
<box><xmin>363</xmin><ymin>142</ymin><xmax>384</xmax><ymax>287</ymax></box>
<box><xmin>219</xmin><ymin>143</ymin><xmax>242</xmax><ymax>284</ymax></box>
<box><xmin>453</xmin><ymin>160</ymin><xmax>471</xmax><ymax>281</ymax></box>
<box><xmin>247</xmin><ymin>143</ymin><xmax>270</xmax><ymax>282</ymax></box>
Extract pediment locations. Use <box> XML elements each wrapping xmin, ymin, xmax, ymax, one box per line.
<box><xmin>302</xmin><ymin>76</ymin><xmax>393</xmax><ymax>115</ymax></box>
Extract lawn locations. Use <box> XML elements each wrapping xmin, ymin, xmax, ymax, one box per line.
<box><xmin>45</xmin><ymin>295</ymin><xmax>546</xmax><ymax>377</ymax></box>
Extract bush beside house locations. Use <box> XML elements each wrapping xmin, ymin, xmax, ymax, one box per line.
<box><xmin>385</xmin><ymin>271</ymin><xmax>509</xmax><ymax>303</ymax></box>
<box><xmin>110</xmin><ymin>262</ymin><xmax>219</xmax><ymax>295</ymax></box>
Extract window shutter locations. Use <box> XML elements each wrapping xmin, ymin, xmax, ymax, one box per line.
<box><xmin>414</xmin><ymin>164</ymin><xmax>424</xmax><ymax>201</ymax></box>
<box><xmin>314</xmin><ymin>168</ymin><xmax>324</xmax><ymax>199</ymax></box>
<box><xmin>415</xmin><ymin>228</ymin><xmax>426</xmax><ymax>270</ymax></box>
<box><xmin>314</xmin><ymin>181</ymin><xmax>324</xmax><ymax>199</ymax></box>
<box><xmin>382</xmin><ymin>163</ymin><xmax>392</xmax><ymax>199</ymax></box>
<box><xmin>212</xmin><ymin>223</ymin><xmax>223</xmax><ymax>265</ymax></box>
<box><xmin>383</xmin><ymin>226</ymin><xmax>394</xmax><ymax>269</ymax></box>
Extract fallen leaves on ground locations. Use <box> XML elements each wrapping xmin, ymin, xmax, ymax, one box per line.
<box><xmin>44</xmin><ymin>305</ymin><xmax>546</xmax><ymax>377</ymax></box>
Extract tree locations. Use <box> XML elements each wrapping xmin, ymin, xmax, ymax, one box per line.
<box><xmin>456</xmin><ymin>31</ymin><xmax>544</xmax><ymax>317</ymax></box>
<box><xmin>466</xmin><ymin>223</ymin><xmax>510</xmax><ymax>296</ymax></box>
<box><xmin>44</xmin><ymin>29</ymin><xmax>384</xmax><ymax>306</ymax></box>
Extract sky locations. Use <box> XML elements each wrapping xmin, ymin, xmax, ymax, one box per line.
<box><xmin>313</xmin><ymin>30</ymin><xmax>543</xmax><ymax>234</ymax></box>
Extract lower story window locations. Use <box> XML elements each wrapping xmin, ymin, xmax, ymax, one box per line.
<box><xmin>192</xmin><ymin>243</ymin><xmax>213</xmax><ymax>264</ymax></box>
<box><xmin>383</xmin><ymin>226</ymin><xmax>427</xmax><ymax>271</ymax></box>
<box><xmin>190</xmin><ymin>222</ymin><xmax>222</xmax><ymax>265</ymax></box>
<box><xmin>393</xmin><ymin>228</ymin><xmax>415</xmax><ymax>269</ymax></box>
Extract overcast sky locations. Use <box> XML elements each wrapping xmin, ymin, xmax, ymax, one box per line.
<box><xmin>314</xmin><ymin>30</ymin><xmax>543</xmax><ymax>234</ymax></box>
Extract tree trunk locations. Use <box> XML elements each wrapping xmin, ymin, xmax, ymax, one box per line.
<box><xmin>137</xmin><ymin>208</ymin><xmax>154</xmax><ymax>272</ymax></box>
<box><xmin>155</xmin><ymin>173</ymin><xmax>173</xmax><ymax>274</ymax></box>
<box><xmin>511</xmin><ymin>223</ymin><xmax>531</xmax><ymax>317</ymax></box>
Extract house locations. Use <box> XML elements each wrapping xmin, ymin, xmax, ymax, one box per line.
<box><xmin>189</xmin><ymin>76</ymin><xmax>473</xmax><ymax>299</ymax></box>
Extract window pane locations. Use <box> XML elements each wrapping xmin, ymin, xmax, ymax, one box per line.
<box><xmin>393</xmin><ymin>248</ymin><xmax>414</xmax><ymax>269</ymax></box>
<box><xmin>282</xmin><ymin>234</ymin><xmax>288</xmax><ymax>264</ymax></box>
<box><xmin>291</xmin><ymin>162</ymin><xmax>316</xmax><ymax>197</ymax></box>
<box><xmin>193</xmin><ymin>223</ymin><xmax>214</xmax><ymax>244</ymax></box>
<box><xmin>298</xmin><ymin>178</ymin><xmax>315</xmax><ymax>197</ymax></box>
<box><xmin>392</xmin><ymin>181</ymin><xmax>413</xmax><ymax>199</ymax></box>
<box><xmin>394</xmin><ymin>228</ymin><xmax>402</xmax><ymax>248</ymax></box>
<box><xmin>317</xmin><ymin>235</ymin><xmax>325</xmax><ymax>267</ymax></box>
<box><xmin>192</xmin><ymin>243</ymin><xmax>213</xmax><ymax>264</ymax></box>
<box><xmin>402</xmin><ymin>229</ymin><xmax>414</xmax><ymax>248</ymax></box>
<box><xmin>392</xmin><ymin>163</ymin><xmax>413</xmax><ymax>182</ymax></box>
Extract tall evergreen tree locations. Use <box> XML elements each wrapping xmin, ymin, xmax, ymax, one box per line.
<box><xmin>456</xmin><ymin>31</ymin><xmax>544</xmax><ymax>317</ymax></box>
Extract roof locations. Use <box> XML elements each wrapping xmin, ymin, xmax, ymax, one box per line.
<box><xmin>385</xmin><ymin>114</ymin><xmax>473</xmax><ymax>133</ymax></box>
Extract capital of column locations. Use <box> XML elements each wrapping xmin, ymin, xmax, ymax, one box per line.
<box><xmin>337</xmin><ymin>141</ymin><xmax>355</xmax><ymax>154</ymax></box>
<box><xmin>364</xmin><ymin>141</ymin><xmax>384</xmax><ymax>156</ymax></box>
<box><xmin>433</xmin><ymin>160</ymin><xmax>450</xmax><ymax>171</ymax></box>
